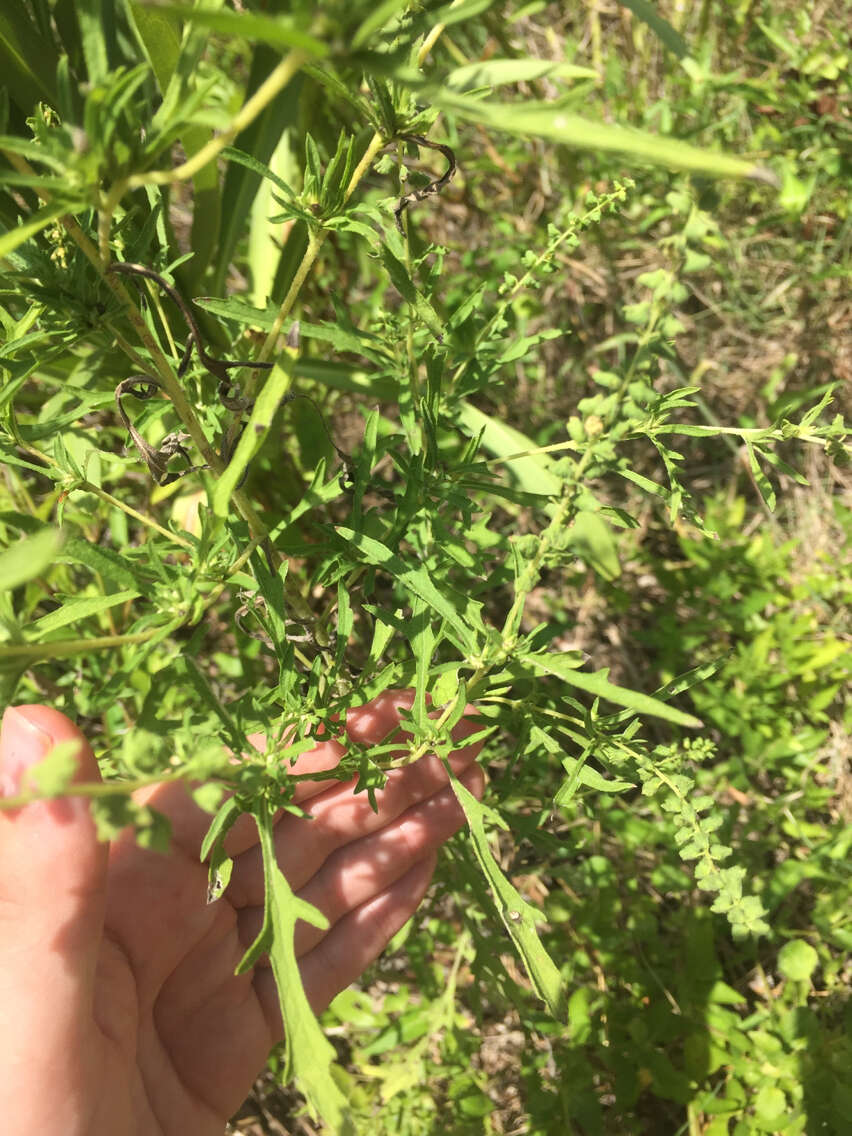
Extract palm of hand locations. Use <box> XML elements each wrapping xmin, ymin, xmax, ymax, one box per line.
<box><xmin>0</xmin><ymin>694</ymin><xmax>483</xmax><ymax>1136</ymax></box>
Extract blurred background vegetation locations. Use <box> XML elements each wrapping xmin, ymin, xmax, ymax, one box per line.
<box><xmin>274</xmin><ymin>4</ymin><xmax>849</xmax><ymax>1133</ymax></box>
<box><xmin>1</xmin><ymin>1</ymin><xmax>849</xmax><ymax>1133</ymax></box>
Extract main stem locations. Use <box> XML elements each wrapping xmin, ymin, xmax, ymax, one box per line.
<box><xmin>257</xmin><ymin>131</ymin><xmax>386</xmax><ymax>362</ymax></box>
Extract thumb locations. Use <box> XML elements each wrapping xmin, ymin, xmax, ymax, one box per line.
<box><xmin>0</xmin><ymin>705</ymin><xmax>107</xmax><ymax>1079</ymax></box>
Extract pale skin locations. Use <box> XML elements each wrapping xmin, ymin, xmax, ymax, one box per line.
<box><xmin>0</xmin><ymin>691</ymin><xmax>484</xmax><ymax>1135</ymax></box>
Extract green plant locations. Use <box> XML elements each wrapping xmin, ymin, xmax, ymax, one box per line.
<box><xmin>1</xmin><ymin>2</ymin><xmax>849</xmax><ymax>1132</ymax></box>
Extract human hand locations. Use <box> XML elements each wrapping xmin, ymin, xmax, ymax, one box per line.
<box><xmin>0</xmin><ymin>692</ymin><xmax>484</xmax><ymax>1135</ymax></box>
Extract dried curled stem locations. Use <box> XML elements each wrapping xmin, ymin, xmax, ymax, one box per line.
<box><xmin>115</xmin><ymin>376</ymin><xmax>206</xmax><ymax>486</ymax></box>
<box><xmin>394</xmin><ymin>133</ymin><xmax>457</xmax><ymax>233</ymax></box>
<box><xmin>108</xmin><ymin>262</ymin><xmax>272</xmax><ymax>411</ymax></box>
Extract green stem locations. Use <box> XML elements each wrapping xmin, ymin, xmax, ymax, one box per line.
<box><xmin>99</xmin><ymin>51</ymin><xmax>309</xmax><ymax>261</ymax></box>
<box><xmin>0</xmin><ymin>768</ymin><xmax>188</xmax><ymax>812</ymax></box>
<box><xmin>23</xmin><ymin>441</ymin><xmax>195</xmax><ymax>550</ymax></box>
<box><xmin>258</xmin><ymin>228</ymin><xmax>324</xmax><ymax>363</ymax></box>
<box><xmin>0</xmin><ymin>628</ymin><xmax>165</xmax><ymax>661</ymax></box>
<box><xmin>257</xmin><ymin>131</ymin><xmax>386</xmax><ymax>363</ymax></box>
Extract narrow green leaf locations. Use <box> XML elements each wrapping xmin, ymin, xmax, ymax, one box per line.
<box><xmin>127</xmin><ymin>1</ymin><xmax>182</xmax><ymax>91</ymax></box>
<box><xmin>435</xmin><ymin>0</ymin><xmax>501</xmax><ymax>26</ymax></box>
<box><xmin>745</xmin><ymin>443</ymin><xmax>776</xmax><ymax>511</ymax></box>
<box><xmin>193</xmin><ymin>294</ymin><xmax>277</xmax><ymax>328</ymax></box>
<box><xmin>249</xmin><ymin>553</ymin><xmax>290</xmax><ymax>655</ymax></box>
<box><xmin>559</xmin><ymin>756</ymin><xmax>635</xmax><ymax>797</ymax></box>
<box><xmin>251</xmin><ymin>801</ymin><xmax>355</xmax><ymax>1134</ymax></box>
<box><xmin>445</xmin><ymin>59</ymin><xmax>597</xmax><ymax>90</ymax></box>
<box><xmin>181</xmin><ymin>657</ymin><xmax>247</xmax><ymax>758</ymax></box>
<box><xmin>248</xmin><ymin>131</ymin><xmax>296</xmax><ymax>305</ymax></box>
<box><xmin>523</xmin><ymin>651</ymin><xmax>703</xmax><ymax>727</ymax></box>
<box><xmin>409</xmin><ymin>595</ymin><xmax>434</xmax><ymax>730</ymax></box>
<box><xmin>617</xmin><ymin>0</ymin><xmax>690</xmax><ymax>60</ymax></box>
<box><xmin>351</xmin><ymin>0</ymin><xmax>411</xmax><ymax>50</ymax></box>
<box><xmin>195</xmin><ymin>296</ymin><xmax>391</xmax><ymax>361</ymax></box>
<box><xmin>221</xmin><ymin>144</ymin><xmax>298</xmax><ymax>203</ymax></box>
<box><xmin>57</xmin><ymin>538</ymin><xmax>146</xmax><ymax>591</ymax></box>
<box><xmin>155</xmin><ymin>6</ymin><xmax>327</xmax><ymax>57</ymax></box>
<box><xmin>379</xmin><ymin>247</ymin><xmax>446</xmax><ymax>341</ymax></box>
<box><xmin>295</xmin><ymin>359</ymin><xmax>395</xmax><ymax>399</ymax></box>
<box><xmin>214</xmin><ymin>57</ymin><xmax>304</xmax><ymax>295</ymax></box>
<box><xmin>0</xmin><ymin>6</ymin><xmax>59</xmax><ymax>110</ymax></box>
<box><xmin>77</xmin><ymin>0</ymin><xmax>112</xmax><ymax>85</ymax></box>
<box><xmin>200</xmin><ymin>796</ymin><xmax>241</xmax><ymax>862</ymax></box>
<box><xmin>200</xmin><ymin>795</ymin><xmax>241</xmax><ymax>903</ymax></box>
<box><xmin>27</xmin><ymin>590</ymin><xmax>139</xmax><ymax>637</ymax></box>
<box><xmin>456</xmin><ymin>401</ymin><xmax>562</xmax><ymax>496</ymax></box>
<box><xmin>602</xmin><ymin>657</ymin><xmax>725</xmax><ymax>726</ymax></box>
<box><xmin>431</xmin><ymin>91</ymin><xmax>776</xmax><ymax>182</ymax></box>
<box><xmin>447</xmin><ymin>772</ymin><xmax>567</xmax><ymax>1019</ymax></box>
<box><xmin>129</xmin><ymin>0</ymin><xmax>222</xmax><ymax>282</ymax></box>
<box><xmin>0</xmin><ymin>203</ymin><xmax>73</xmax><ymax>260</ymax></box>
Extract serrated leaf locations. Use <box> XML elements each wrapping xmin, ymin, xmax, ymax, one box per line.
<box><xmin>334</xmin><ymin>527</ymin><xmax>478</xmax><ymax>654</ymax></box>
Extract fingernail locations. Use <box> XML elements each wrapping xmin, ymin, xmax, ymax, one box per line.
<box><xmin>0</xmin><ymin>707</ymin><xmax>53</xmax><ymax>798</ymax></box>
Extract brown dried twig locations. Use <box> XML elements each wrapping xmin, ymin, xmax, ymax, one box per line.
<box><xmin>394</xmin><ymin>133</ymin><xmax>457</xmax><ymax>233</ymax></box>
<box><xmin>114</xmin><ymin>376</ymin><xmax>206</xmax><ymax>486</ymax></box>
<box><xmin>108</xmin><ymin>262</ymin><xmax>273</xmax><ymax>411</ymax></box>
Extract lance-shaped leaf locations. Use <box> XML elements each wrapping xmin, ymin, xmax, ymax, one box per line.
<box><xmin>27</xmin><ymin>590</ymin><xmax>139</xmax><ymax>638</ymax></box>
<box><xmin>241</xmin><ymin>801</ymin><xmax>356</xmax><ymax>1134</ymax></box>
<box><xmin>522</xmin><ymin>651</ymin><xmax>703</xmax><ymax>727</ymax></box>
<box><xmin>446</xmin><ymin>770</ymin><xmax>567</xmax><ymax>1019</ymax></box>
<box><xmin>430</xmin><ymin>90</ymin><xmax>775</xmax><ymax>183</ymax></box>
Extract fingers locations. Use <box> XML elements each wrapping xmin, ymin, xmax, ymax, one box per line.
<box><xmin>140</xmin><ymin>689</ymin><xmax>482</xmax><ymax>864</ymax></box>
<box><xmin>0</xmin><ymin>705</ymin><xmax>107</xmax><ymax>1100</ymax></box>
<box><xmin>237</xmin><ymin>763</ymin><xmax>485</xmax><ymax>957</ymax></box>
